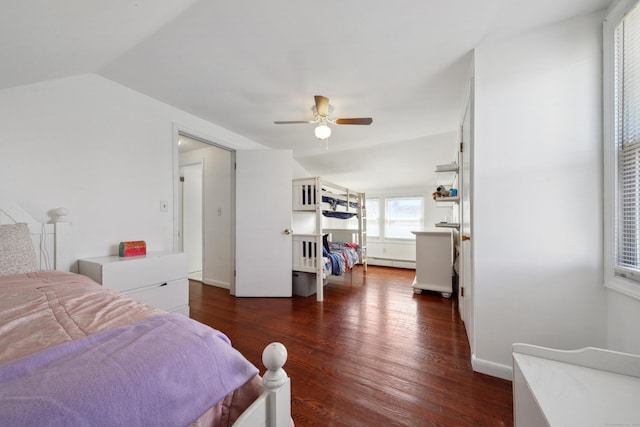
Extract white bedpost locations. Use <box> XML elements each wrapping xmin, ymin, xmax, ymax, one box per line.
<box><xmin>314</xmin><ymin>178</ymin><xmax>323</xmax><ymax>302</ymax></box>
<box><xmin>359</xmin><ymin>191</ymin><xmax>367</xmax><ymax>273</ymax></box>
<box><xmin>232</xmin><ymin>342</ymin><xmax>291</xmax><ymax>427</ymax></box>
<box><xmin>262</xmin><ymin>342</ymin><xmax>291</xmax><ymax>427</ymax></box>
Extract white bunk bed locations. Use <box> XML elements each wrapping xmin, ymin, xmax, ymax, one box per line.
<box><xmin>0</xmin><ymin>204</ymin><xmax>292</xmax><ymax>427</ymax></box>
<box><xmin>292</xmin><ymin>177</ymin><xmax>367</xmax><ymax>302</ymax></box>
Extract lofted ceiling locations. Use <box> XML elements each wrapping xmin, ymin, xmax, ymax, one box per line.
<box><xmin>1</xmin><ymin>0</ymin><xmax>613</xmax><ymax>192</ymax></box>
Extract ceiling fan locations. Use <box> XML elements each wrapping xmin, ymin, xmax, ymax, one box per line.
<box><xmin>274</xmin><ymin>95</ymin><xmax>372</xmax><ymax>146</ymax></box>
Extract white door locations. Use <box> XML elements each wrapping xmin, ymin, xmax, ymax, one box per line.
<box><xmin>235</xmin><ymin>150</ymin><xmax>292</xmax><ymax>297</ymax></box>
<box><xmin>459</xmin><ymin>79</ymin><xmax>474</xmax><ymax>351</ymax></box>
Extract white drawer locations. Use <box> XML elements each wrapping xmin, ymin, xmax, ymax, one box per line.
<box><xmin>124</xmin><ymin>278</ymin><xmax>188</xmax><ymax>312</ymax></box>
<box><xmin>80</xmin><ymin>252</ymin><xmax>187</xmax><ymax>292</ymax></box>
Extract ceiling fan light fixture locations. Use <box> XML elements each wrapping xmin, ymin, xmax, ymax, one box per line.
<box><xmin>314</xmin><ymin>124</ymin><xmax>331</xmax><ymax>140</ymax></box>
<box><xmin>274</xmin><ymin>95</ymin><xmax>372</xmax><ymax>146</ymax></box>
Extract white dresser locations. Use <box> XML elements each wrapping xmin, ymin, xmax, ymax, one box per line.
<box><xmin>411</xmin><ymin>230</ymin><xmax>453</xmax><ymax>298</ymax></box>
<box><xmin>79</xmin><ymin>251</ymin><xmax>189</xmax><ymax>316</ymax></box>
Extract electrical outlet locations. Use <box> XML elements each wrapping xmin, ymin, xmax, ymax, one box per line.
<box><xmin>160</xmin><ymin>201</ymin><xmax>168</xmax><ymax>212</ymax></box>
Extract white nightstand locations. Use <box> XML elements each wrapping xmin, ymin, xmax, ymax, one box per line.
<box><xmin>78</xmin><ymin>251</ymin><xmax>189</xmax><ymax>316</ymax></box>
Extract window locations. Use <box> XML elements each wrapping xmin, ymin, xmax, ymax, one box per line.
<box><xmin>615</xmin><ymin>5</ymin><xmax>640</xmax><ymax>274</ymax></box>
<box><xmin>384</xmin><ymin>197</ymin><xmax>424</xmax><ymax>239</ymax></box>
<box><xmin>611</xmin><ymin>0</ymin><xmax>640</xmax><ymax>279</ymax></box>
<box><xmin>605</xmin><ymin>0</ymin><xmax>640</xmax><ymax>291</ymax></box>
<box><xmin>366</xmin><ymin>198</ymin><xmax>380</xmax><ymax>238</ymax></box>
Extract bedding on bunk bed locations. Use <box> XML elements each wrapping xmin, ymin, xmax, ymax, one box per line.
<box><xmin>321</xmin><ymin>194</ymin><xmax>359</xmax><ymax>219</ymax></box>
<box><xmin>321</xmin><ymin>236</ymin><xmax>360</xmax><ymax>276</ymax></box>
<box><xmin>0</xmin><ymin>263</ymin><xmax>262</xmax><ymax>426</ymax></box>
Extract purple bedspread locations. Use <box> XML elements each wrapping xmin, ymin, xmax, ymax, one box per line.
<box><xmin>0</xmin><ymin>313</ymin><xmax>259</xmax><ymax>426</ymax></box>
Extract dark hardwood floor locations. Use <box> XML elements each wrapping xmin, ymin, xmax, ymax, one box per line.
<box><xmin>189</xmin><ymin>266</ymin><xmax>513</xmax><ymax>427</ymax></box>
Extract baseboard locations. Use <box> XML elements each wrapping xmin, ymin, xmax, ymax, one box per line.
<box><xmin>203</xmin><ymin>278</ymin><xmax>230</xmax><ymax>290</ymax></box>
<box><xmin>471</xmin><ymin>354</ymin><xmax>513</xmax><ymax>381</ymax></box>
<box><xmin>368</xmin><ymin>258</ymin><xmax>416</xmax><ymax>269</ymax></box>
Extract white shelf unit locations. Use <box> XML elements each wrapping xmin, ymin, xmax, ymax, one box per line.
<box><xmin>292</xmin><ymin>177</ymin><xmax>367</xmax><ymax>302</ymax></box>
<box><xmin>434</xmin><ymin>196</ymin><xmax>460</xmax><ymax>209</ymax></box>
<box><xmin>436</xmin><ymin>162</ymin><xmax>459</xmax><ymax>172</ymax></box>
<box><xmin>435</xmin><ymin>222</ymin><xmax>460</xmax><ymax>229</ymax></box>
<box><xmin>434</xmin><ymin>163</ymin><xmax>459</xmax><ymax>197</ymax></box>
<box><xmin>435</xmin><ymin>162</ymin><xmax>459</xmax><ymax>186</ymax></box>
<box><xmin>434</xmin><ymin>162</ymin><xmax>460</xmax><ymax>226</ymax></box>
<box><xmin>78</xmin><ymin>251</ymin><xmax>189</xmax><ymax>316</ymax></box>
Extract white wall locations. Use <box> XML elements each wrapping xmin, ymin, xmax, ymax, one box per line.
<box><xmin>607</xmin><ymin>289</ymin><xmax>640</xmax><ymax>354</ymax></box>
<box><xmin>292</xmin><ymin>160</ymin><xmax>312</xmax><ymax>180</ymax></box>
<box><xmin>0</xmin><ymin>74</ymin><xmax>265</xmax><ymax>269</ymax></box>
<box><xmin>472</xmin><ymin>11</ymin><xmax>607</xmax><ymax>378</ymax></box>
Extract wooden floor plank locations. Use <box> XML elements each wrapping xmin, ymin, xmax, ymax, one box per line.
<box><xmin>189</xmin><ymin>266</ymin><xmax>513</xmax><ymax>426</ymax></box>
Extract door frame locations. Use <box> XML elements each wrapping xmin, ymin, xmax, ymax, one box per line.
<box><xmin>172</xmin><ymin>125</ymin><xmax>236</xmax><ymax>293</ymax></box>
<box><xmin>458</xmin><ymin>76</ymin><xmax>475</xmax><ymax>355</ymax></box>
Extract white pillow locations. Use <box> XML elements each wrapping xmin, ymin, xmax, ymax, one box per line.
<box><xmin>0</xmin><ymin>223</ymin><xmax>38</xmax><ymax>276</ymax></box>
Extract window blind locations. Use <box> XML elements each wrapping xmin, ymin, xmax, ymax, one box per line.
<box><xmin>616</xmin><ymin>3</ymin><xmax>640</xmax><ymax>272</ymax></box>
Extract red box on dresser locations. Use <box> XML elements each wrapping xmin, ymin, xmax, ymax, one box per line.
<box><xmin>118</xmin><ymin>241</ymin><xmax>146</xmax><ymax>257</ymax></box>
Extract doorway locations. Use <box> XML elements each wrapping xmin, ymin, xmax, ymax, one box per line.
<box><xmin>177</xmin><ymin>133</ymin><xmax>233</xmax><ymax>289</ymax></box>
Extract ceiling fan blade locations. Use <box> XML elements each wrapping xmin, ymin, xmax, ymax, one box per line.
<box><xmin>335</xmin><ymin>118</ymin><xmax>373</xmax><ymax>125</ymax></box>
<box><xmin>274</xmin><ymin>120</ymin><xmax>314</xmax><ymax>124</ymax></box>
<box><xmin>314</xmin><ymin>95</ymin><xmax>330</xmax><ymax>117</ymax></box>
